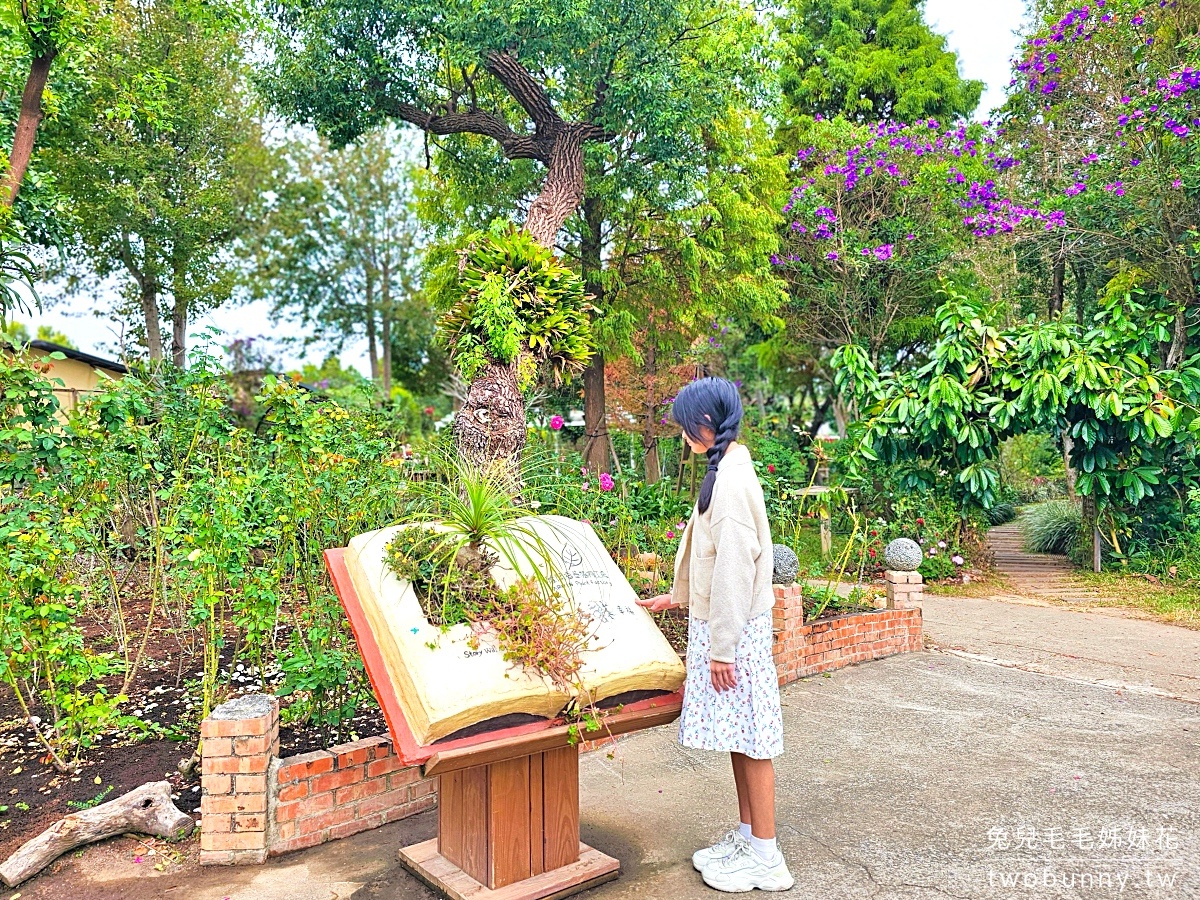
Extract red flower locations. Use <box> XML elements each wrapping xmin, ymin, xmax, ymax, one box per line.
<box><xmin>423</xmin><ymin>406</ymin><xmax>435</xmax><ymax>416</ymax></box>
<box><xmin>767</xmin><ymin>464</ymin><xmax>776</xmax><ymax>474</ymax></box>
<box><xmin>868</xmin><ymin>548</ymin><xmax>876</xmax><ymax>557</ymax></box>
<box><xmin>916</xmin><ymin>517</ymin><xmax>925</xmax><ymax>526</ymax></box>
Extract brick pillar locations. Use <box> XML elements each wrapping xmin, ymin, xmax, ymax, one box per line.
<box><xmin>885</xmin><ymin>570</ymin><xmax>924</xmax><ymax>609</ymax></box>
<box><xmin>200</xmin><ymin>694</ymin><xmax>279</xmax><ymax>865</ymax></box>
<box><xmin>771</xmin><ymin>583</ymin><xmax>805</xmax><ymax>685</ymax></box>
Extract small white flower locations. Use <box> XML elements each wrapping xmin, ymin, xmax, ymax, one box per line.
<box><xmin>937</xmin><ymin>540</ymin><xmax>947</xmax><ymax>549</ymax></box>
<box><xmin>529</xmin><ymin>500</ymin><xmax>542</xmax><ymax>509</ymax></box>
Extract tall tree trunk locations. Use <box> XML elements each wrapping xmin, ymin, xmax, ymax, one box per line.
<box><xmin>455</xmin><ymin>124</ymin><xmax>590</xmax><ymax>481</ymax></box>
<box><xmin>122</xmin><ymin>235</ymin><xmax>164</xmax><ymax>362</ymax></box>
<box><xmin>832</xmin><ymin>395</ymin><xmax>850</xmax><ymax>439</ymax></box>
<box><xmin>452</xmin><ymin>362</ymin><xmax>526</xmax><ymax>486</ymax></box>
<box><xmin>524</xmin><ymin>126</ymin><xmax>588</xmax><ymax>248</ymax></box>
<box><xmin>380</xmin><ymin>258</ymin><xmax>393</xmax><ymax>397</ymax></box>
<box><xmin>580</xmin><ymin>196</ymin><xmax>610</xmax><ymax>476</ymax></box>
<box><xmin>1049</xmin><ymin>254</ymin><xmax>1065</xmax><ymax>317</ymax></box>
<box><xmin>1062</xmin><ymin>431</ymin><xmax>1077</xmax><ymax>500</ymax></box>
<box><xmin>364</xmin><ymin>272</ymin><xmax>379</xmax><ymax>384</ymax></box>
<box><xmin>1071</xmin><ymin>259</ymin><xmax>1088</xmax><ymax>326</ymax></box>
<box><xmin>642</xmin><ymin>341</ymin><xmax>660</xmax><ymax>484</ymax></box>
<box><xmin>141</xmin><ymin>281</ymin><xmax>164</xmax><ymax>362</ymax></box>
<box><xmin>170</xmin><ymin>254</ymin><xmax>187</xmax><ymax>368</ymax></box>
<box><xmin>171</xmin><ymin>300</ymin><xmax>186</xmax><ymax>368</ymax></box>
<box><xmin>3</xmin><ymin>49</ymin><xmax>56</xmax><ymax>207</ymax></box>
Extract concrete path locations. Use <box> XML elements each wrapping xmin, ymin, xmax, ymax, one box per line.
<box><xmin>921</xmin><ymin>591</ymin><xmax>1200</xmax><ymax>703</ymax></box>
<box><xmin>18</xmin><ymin>646</ymin><xmax>1198</xmax><ymax>900</ymax></box>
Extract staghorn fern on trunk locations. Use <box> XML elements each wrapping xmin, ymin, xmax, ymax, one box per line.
<box><xmin>432</xmin><ymin>223</ymin><xmax>596</xmax><ymax>486</ymax></box>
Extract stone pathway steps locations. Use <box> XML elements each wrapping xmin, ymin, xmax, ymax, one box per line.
<box><xmin>986</xmin><ymin>520</ymin><xmax>1102</xmax><ymax>601</ymax></box>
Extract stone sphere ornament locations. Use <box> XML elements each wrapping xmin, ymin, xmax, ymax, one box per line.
<box><xmin>884</xmin><ymin>538</ymin><xmax>923</xmax><ymax>571</ymax></box>
<box><xmin>772</xmin><ymin>544</ymin><xmax>800</xmax><ymax>584</ymax></box>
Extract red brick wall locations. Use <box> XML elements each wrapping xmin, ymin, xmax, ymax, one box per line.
<box><xmin>269</xmin><ymin>735</ymin><xmax>436</xmax><ymax>856</ymax></box>
<box><xmin>201</xmin><ymin>578</ymin><xmax>922</xmax><ymax>865</ymax></box>
<box><xmin>199</xmin><ymin>697</ymin><xmax>436</xmax><ymax>866</ymax></box>
<box><xmin>771</xmin><ymin>583</ymin><xmax>923</xmax><ymax>686</ymax></box>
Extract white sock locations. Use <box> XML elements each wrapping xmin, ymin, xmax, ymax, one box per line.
<box><xmin>749</xmin><ymin>834</ymin><xmax>779</xmax><ymax>863</ymax></box>
<box><xmin>738</xmin><ymin>822</ymin><xmax>752</xmax><ymax>840</ymax></box>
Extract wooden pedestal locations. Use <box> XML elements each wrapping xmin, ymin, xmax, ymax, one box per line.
<box><xmin>324</xmin><ymin>546</ymin><xmax>679</xmax><ymax>900</ymax></box>
<box><xmin>399</xmin><ymin>745</ymin><xmax>620</xmax><ymax>899</ymax></box>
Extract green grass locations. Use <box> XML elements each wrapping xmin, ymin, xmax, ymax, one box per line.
<box><xmin>1073</xmin><ymin>572</ymin><xmax>1200</xmax><ymax>630</ymax></box>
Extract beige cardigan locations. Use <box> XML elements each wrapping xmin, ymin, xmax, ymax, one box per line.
<box><xmin>670</xmin><ymin>442</ymin><xmax>776</xmax><ymax>663</ymax></box>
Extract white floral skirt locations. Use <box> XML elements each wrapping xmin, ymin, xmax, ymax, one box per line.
<box><xmin>677</xmin><ymin>611</ymin><xmax>785</xmax><ymax>760</ymax></box>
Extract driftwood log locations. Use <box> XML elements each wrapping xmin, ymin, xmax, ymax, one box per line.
<box><xmin>0</xmin><ymin>780</ymin><xmax>194</xmax><ymax>887</ymax></box>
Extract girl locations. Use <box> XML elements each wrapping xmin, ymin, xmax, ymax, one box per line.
<box><xmin>636</xmin><ymin>376</ymin><xmax>793</xmax><ymax>893</ymax></box>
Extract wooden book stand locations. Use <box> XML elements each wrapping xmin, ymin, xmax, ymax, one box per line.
<box><xmin>325</xmin><ymin>548</ymin><xmax>683</xmax><ymax>900</ymax></box>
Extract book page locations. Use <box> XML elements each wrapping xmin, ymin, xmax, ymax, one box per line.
<box><xmin>344</xmin><ymin>516</ymin><xmax>684</xmax><ymax>746</ymax></box>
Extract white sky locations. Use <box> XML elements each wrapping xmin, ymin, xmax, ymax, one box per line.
<box><xmin>21</xmin><ymin>2</ymin><xmax>1029</xmax><ymax>376</ymax></box>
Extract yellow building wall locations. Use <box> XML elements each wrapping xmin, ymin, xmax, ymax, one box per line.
<box><xmin>9</xmin><ymin>348</ymin><xmax>126</xmax><ymax>415</ymax></box>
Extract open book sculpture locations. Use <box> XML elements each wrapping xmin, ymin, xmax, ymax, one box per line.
<box><xmin>343</xmin><ymin>514</ymin><xmax>686</xmax><ymax>746</ymax></box>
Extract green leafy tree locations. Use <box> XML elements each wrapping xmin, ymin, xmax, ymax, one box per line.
<box><xmin>253</xmin><ymin>127</ymin><xmax>426</xmax><ymax>397</ymax></box>
<box><xmin>0</xmin><ymin>0</ymin><xmax>102</xmax><ymax>318</ymax></box>
<box><xmin>0</xmin><ymin>0</ymin><xmax>97</xmax><ymax>205</ymax></box>
<box><xmin>263</xmin><ymin>0</ymin><xmax>755</xmax><ymax>249</ymax></box>
<box><xmin>1</xmin><ymin>320</ymin><xmax>74</xmax><ymax>347</ymax></box>
<box><xmin>43</xmin><ymin>0</ymin><xmax>271</xmax><ymax>365</ymax></box>
<box><xmin>263</xmin><ymin>0</ymin><xmax>768</xmax><ymax>467</ymax></box>
<box><xmin>774</xmin><ymin>0</ymin><xmax>982</xmax><ymax>130</ymax></box>
<box><xmin>835</xmin><ymin>279</ymin><xmax>1198</xmax><ymax>553</ymax></box>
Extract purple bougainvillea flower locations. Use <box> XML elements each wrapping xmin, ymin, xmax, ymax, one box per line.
<box><xmin>826</xmin><ymin>251</ymin><xmax>839</xmax><ymax>260</ymax></box>
<box><xmin>599</xmin><ymin>473</ymin><xmax>615</xmax><ymax>492</ymax></box>
<box><xmin>874</xmin><ymin>244</ymin><xmax>894</xmax><ymax>261</ymax></box>
<box><xmin>550</xmin><ymin>415</ymin><xmax>564</xmax><ymax>431</ymax></box>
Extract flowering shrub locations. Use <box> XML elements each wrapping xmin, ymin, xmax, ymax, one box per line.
<box><xmin>1</xmin><ymin>352</ymin><xmax>417</xmax><ymax>763</ymax></box>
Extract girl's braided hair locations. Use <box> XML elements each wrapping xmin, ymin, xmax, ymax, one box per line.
<box><xmin>671</xmin><ymin>376</ymin><xmax>744</xmax><ymax>515</ymax></box>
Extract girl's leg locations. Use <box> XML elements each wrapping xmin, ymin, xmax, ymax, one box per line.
<box><xmin>730</xmin><ymin>753</ymin><xmax>752</xmax><ymax>826</ymax></box>
<box><xmin>732</xmin><ymin>752</ymin><xmax>776</xmax><ymax>838</ymax></box>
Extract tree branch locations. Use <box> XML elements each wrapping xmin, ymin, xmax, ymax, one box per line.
<box><xmin>484</xmin><ymin>50</ymin><xmax>561</xmax><ymax>132</ymax></box>
<box><xmin>376</xmin><ymin>96</ymin><xmax>544</xmax><ymax>160</ymax></box>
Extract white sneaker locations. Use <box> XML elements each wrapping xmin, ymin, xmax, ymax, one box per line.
<box><xmin>692</xmin><ymin>829</ymin><xmax>748</xmax><ymax>872</ymax></box>
<box><xmin>701</xmin><ymin>842</ymin><xmax>795</xmax><ymax>892</ymax></box>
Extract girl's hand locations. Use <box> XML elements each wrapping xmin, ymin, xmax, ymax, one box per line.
<box><xmin>710</xmin><ymin>661</ymin><xmax>737</xmax><ymax>692</ymax></box>
<box><xmin>635</xmin><ymin>593</ymin><xmax>677</xmax><ymax>612</ymax></box>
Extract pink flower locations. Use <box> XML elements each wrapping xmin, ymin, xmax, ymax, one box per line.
<box><xmin>676</xmin><ymin>521</ymin><xmax>686</xmax><ymax>530</ymax></box>
<box><xmin>581</xmin><ymin>467</ymin><xmax>588</xmax><ymax>476</ymax></box>
<box><xmin>599</xmin><ymin>473</ymin><xmax>615</xmax><ymax>492</ymax></box>
<box><xmin>550</xmin><ymin>415</ymin><xmax>564</xmax><ymax>431</ymax></box>
<box><xmin>582</xmin><ymin>482</ymin><xmax>590</xmax><ymax>492</ymax></box>
<box><xmin>952</xmin><ymin>555</ymin><xmax>965</xmax><ymax>566</ymax></box>
<box><xmin>666</xmin><ymin>530</ymin><xmax>676</xmax><ymax>539</ymax></box>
